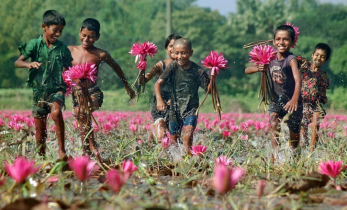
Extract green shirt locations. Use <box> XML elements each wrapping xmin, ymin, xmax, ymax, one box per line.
<box><xmin>18</xmin><ymin>35</ymin><xmax>73</xmax><ymax>93</ymax></box>
<box><xmin>160</xmin><ymin>61</ymin><xmax>210</xmax><ymax>122</ymax></box>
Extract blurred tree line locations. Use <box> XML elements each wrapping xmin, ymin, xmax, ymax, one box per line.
<box><xmin>1</xmin><ymin>0</ymin><xmax>346</xmax><ymax>97</ymax></box>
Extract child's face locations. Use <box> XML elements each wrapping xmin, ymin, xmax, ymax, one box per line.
<box><xmin>42</xmin><ymin>24</ymin><xmax>64</xmax><ymax>44</ymax></box>
<box><xmin>166</xmin><ymin>39</ymin><xmax>176</xmax><ymax>60</ymax></box>
<box><xmin>312</xmin><ymin>49</ymin><xmax>327</xmax><ymax>68</ymax></box>
<box><xmin>173</xmin><ymin>44</ymin><xmax>193</xmax><ymax>68</ymax></box>
<box><xmin>273</xmin><ymin>30</ymin><xmax>294</xmax><ymax>54</ymax></box>
<box><xmin>79</xmin><ymin>28</ymin><xmax>100</xmax><ymax>49</ymax></box>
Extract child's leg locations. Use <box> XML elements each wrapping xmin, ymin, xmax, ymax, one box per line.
<box><xmin>182</xmin><ymin>115</ymin><xmax>197</xmax><ymax>154</ymax></box>
<box><xmin>74</xmin><ymin>107</ymin><xmax>93</xmax><ymax>155</ymax></box>
<box><xmin>269</xmin><ymin>113</ymin><xmax>281</xmax><ymax>163</ymax></box>
<box><xmin>50</xmin><ymin>101</ymin><xmax>66</xmax><ymax>158</ymax></box>
<box><xmin>34</xmin><ymin>116</ymin><xmax>48</xmax><ymax>157</ymax></box>
<box><xmin>309</xmin><ymin>112</ymin><xmax>321</xmax><ymax>152</ymax></box>
<box><xmin>300</xmin><ymin>125</ymin><xmax>308</xmax><ymax>147</ymax></box>
<box><xmin>156</xmin><ymin>119</ymin><xmax>168</xmax><ymax>140</ymax></box>
<box><xmin>169</xmin><ymin>120</ymin><xmax>182</xmax><ymax>145</ymax></box>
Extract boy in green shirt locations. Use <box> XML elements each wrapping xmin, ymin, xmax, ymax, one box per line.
<box><xmin>14</xmin><ymin>10</ymin><xmax>72</xmax><ymax>159</ymax></box>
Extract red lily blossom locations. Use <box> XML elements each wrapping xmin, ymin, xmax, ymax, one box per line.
<box><xmin>213</xmin><ymin>164</ymin><xmax>245</xmax><ymax>194</ymax></box>
<box><xmin>285</xmin><ymin>22</ymin><xmax>300</xmax><ymax>48</ymax></box>
<box><xmin>318</xmin><ymin>160</ymin><xmax>347</xmax><ymax>179</ymax></box>
<box><xmin>190</xmin><ymin>145</ymin><xmax>207</xmax><ymax>156</ymax></box>
<box><xmin>201</xmin><ymin>51</ymin><xmax>228</xmax><ymax>75</ymax></box>
<box><xmin>4</xmin><ymin>157</ymin><xmax>39</xmax><ymax>183</ymax></box>
<box><xmin>68</xmin><ymin>156</ymin><xmax>100</xmax><ymax>182</ymax></box>
<box><xmin>215</xmin><ymin>156</ymin><xmax>233</xmax><ymax>167</ymax></box>
<box><xmin>106</xmin><ymin>169</ymin><xmax>127</xmax><ymax>193</ymax></box>
<box><xmin>249</xmin><ymin>45</ymin><xmax>277</xmax><ymax>65</ymax></box>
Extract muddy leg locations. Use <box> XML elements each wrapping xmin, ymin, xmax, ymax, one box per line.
<box><xmin>34</xmin><ymin>116</ymin><xmax>48</xmax><ymax>157</ymax></box>
<box><xmin>269</xmin><ymin>113</ymin><xmax>281</xmax><ymax>164</ymax></box>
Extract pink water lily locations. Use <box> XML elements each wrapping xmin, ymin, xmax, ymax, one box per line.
<box><xmin>190</xmin><ymin>145</ymin><xmax>207</xmax><ymax>156</ymax></box>
<box><xmin>201</xmin><ymin>51</ymin><xmax>228</xmax><ymax>75</ymax></box>
<box><xmin>249</xmin><ymin>45</ymin><xmax>277</xmax><ymax>65</ymax></box>
<box><xmin>213</xmin><ymin>164</ymin><xmax>245</xmax><ymax>194</ymax></box>
<box><xmin>122</xmin><ymin>159</ymin><xmax>138</xmax><ymax>177</ymax></box>
<box><xmin>162</xmin><ymin>136</ymin><xmax>170</xmax><ymax>149</ymax></box>
<box><xmin>106</xmin><ymin>169</ymin><xmax>127</xmax><ymax>193</ymax></box>
<box><xmin>129</xmin><ymin>42</ymin><xmax>158</xmax><ymax>70</ymax></box>
<box><xmin>285</xmin><ymin>22</ymin><xmax>300</xmax><ymax>48</ymax></box>
<box><xmin>68</xmin><ymin>156</ymin><xmax>100</xmax><ymax>182</ymax></box>
<box><xmin>318</xmin><ymin>160</ymin><xmax>347</xmax><ymax>178</ymax></box>
<box><xmin>4</xmin><ymin>157</ymin><xmax>39</xmax><ymax>183</ymax></box>
<box><xmin>62</xmin><ymin>62</ymin><xmax>98</xmax><ymax>96</ymax></box>
<box><xmin>215</xmin><ymin>156</ymin><xmax>233</xmax><ymax>167</ymax></box>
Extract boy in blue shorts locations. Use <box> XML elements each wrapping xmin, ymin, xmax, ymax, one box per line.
<box><xmin>245</xmin><ymin>25</ymin><xmax>302</xmax><ymax>163</ymax></box>
<box><xmin>14</xmin><ymin>10</ymin><xmax>72</xmax><ymax>159</ymax></box>
<box><xmin>155</xmin><ymin>38</ymin><xmax>211</xmax><ymax>154</ymax></box>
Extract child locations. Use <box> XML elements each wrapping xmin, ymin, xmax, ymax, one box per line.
<box><xmin>145</xmin><ymin>34</ymin><xmax>182</xmax><ymax>146</ymax></box>
<box><xmin>300</xmin><ymin>43</ymin><xmax>331</xmax><ymax>152</ymax></box>
<box><xmin>155</xmin><ymin>38</ymin><xmax>211</xmax><ymax>154</ymax></box>
<box><xmin>14</xmin><ymin>10</ymin><xmax>72</xmax><ymax>159</ymax></box>
<box><xmin>68</xmin><ymin>18</ymin><xmax>135</xmax><ymax>162</ymax></box>
<box><xmin>245</xmin><ymin>25</ymin><xmax>302</xmax><ymax>163</ymax></box>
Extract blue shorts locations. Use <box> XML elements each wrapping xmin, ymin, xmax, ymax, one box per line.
<box><xmin>169</xmin><ymin>115</ymin><xmax>197</xmax><ymax>135</ymax></box>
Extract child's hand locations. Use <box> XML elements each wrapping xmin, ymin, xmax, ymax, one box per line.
<box><xmin>157</xmin><ymin>100</ymin><xmax>166</xmax><ymax>111</ymax></box>
<box><xmin>257</xmin><ymin>64</ymin><xmax>268</xmax><ymax>72</ymax></box>
<box><xmin>283</xmin><ymin>99</ymin><xmax>298</xmax><ymax>113</ymax></box>
<box><xmin>28</xmin><ymin>62</ymin><xmax>42</xmax><ymax>69</ymax></box>
<box><xmin>125</xmin><ymin>85</ymin><xmax>135</xmax><ymax>99</ymax></box>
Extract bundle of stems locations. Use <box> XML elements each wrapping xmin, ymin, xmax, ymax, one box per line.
<box><xmin>196</xmin><ymin>51</ymin><xmax>228</xmax><ymax>120</ymax></box>
<box><xmin>243</xmin><ymin>39</ymin><xmax>273</xmax><ymax>49</ymax></box>
<box><xmin>258</xmin><ymin>71</ymin><xmax>273</xmax><ymax>111</ymax></box>
<box><xmin>75</xmin><ymin>81</ymin><xmax>98</xmax><ymax>127</ymax></box>
<box><xmin>131</xmin><ymin>70</ymin><xmax>146</xmax><ymax>102</ymax></box>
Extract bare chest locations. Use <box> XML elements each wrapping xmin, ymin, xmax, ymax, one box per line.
<box><xmin>71</xmin><ymin>50</ymin><xmax>102</xmax><ymax>66</ymax></box>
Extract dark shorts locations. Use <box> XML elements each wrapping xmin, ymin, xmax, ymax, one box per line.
<box><xmin>72</xmin><ymin>85</ymin><xmax>104</xmax><ymax>111</ymax></box>
<box><xmin>32</xmin><ymin>89</ymin><xmax>65</xmax><ymax>118</ymax></box>
<box><xmin>269</xmin><ymin>101</ymin><xmax>303</xmax><ymax>133</ymax></box>
<box><xmin>301</xmin><ymin>102</ymin><xmax>326</xmax><ymax>127</ymax></box>
<box><xmin>169</xmin><ymin>115</ymin><xmax>197</xmax><ymax>135</ymax></box>
<box><xmin>151</xmin><ymin>105</ymin><xmax>170</xmax><ymax>122</ymax></box>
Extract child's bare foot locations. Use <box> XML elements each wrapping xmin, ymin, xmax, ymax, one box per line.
<box><xmin>58</xmin><ymin>150</ymin><xmax>66</xmax><ymax>159</ymax></box>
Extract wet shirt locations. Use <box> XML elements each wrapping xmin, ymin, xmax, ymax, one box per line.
<box><xmin>160</xmin><ymin>61</ymin><xmax>210</xmax><ymax>122</ymax></box>
<box><xmin>18</xmin><ymin>35</ymin><xmax>73</xmax><ymax>93</ymax></box>
<box><xmin>301</xmin><ymin>67</ymin><xmax>329</xmax><ymax>104</ymax></box>
<box><xmin>268</xmin><ymin>52</ymin><xmax>301</xmax><ymax>103</ymax></box>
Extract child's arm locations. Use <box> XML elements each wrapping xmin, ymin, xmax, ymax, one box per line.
<box><xmin>154</xmin><ymin>79</ymin><xmax>166</xmax><ymax>111</ymax></box>
<box><xmin>101</xmin><ymin>52</ymin><xmax>135</xmax><ymax>99</ymax></box>
<box><xmin>14</xmin><ymin>55</ymin><xmax>42</xmax><ymax>69</ymax></box>
<box><xmin>145</xmin><ymin>62</ymin><xmax>162</xmax><ymax>83</ymax></box>
<box><xmin>245</xmin><ymin>63</ymin><xmax>268</xmax><ymax>74</ymax></box>
<box><xmin>284</xmin><ymin>58</ymin><xmax>301</xmax><ymax>113</ymax></box>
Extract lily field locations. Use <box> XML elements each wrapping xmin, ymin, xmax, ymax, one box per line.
<box><xmin>1</xmin><ymin>110</ymin><xmax>347</xmax><ymax>209</ymax></box>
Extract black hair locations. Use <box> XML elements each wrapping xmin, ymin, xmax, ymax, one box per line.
<box><xmin>42</xmin><ymin>10</ymin><xmax>66</xmax><ymax>27</ymax></box>
<box><xmin>173</xmin><ymin>38</ymin><xmax>192</xmax><ymax>50</ymax></box>
<box><xmin>81</xmin><ymin>18</ymin><xmax>100</xmax><ymax>35</ymax></box>
<box><xmin>164</xmin><ymin>34</ymin><xmax>182</xmax><ymax>49</ymax></box>
<box><xmin>313</xmin><ymin>43</ymin><xmax>331</xmax><ymax>61</ymax></box>
<box><xmin>273</xmin><ymin>25</ymin><xmax>295</xmax><ymax>42</ymax></box>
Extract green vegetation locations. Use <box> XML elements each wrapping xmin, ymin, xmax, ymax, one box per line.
<box><xmin>1</xmin><ymin>0</ymin><xmax>347</xmax><ymax>99</ymax></box>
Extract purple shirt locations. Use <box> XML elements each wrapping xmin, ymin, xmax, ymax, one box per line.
<box><xmin>268</xmin><ymin>52</ymin><xmax>301</xmax><ymax>103</ymax></box>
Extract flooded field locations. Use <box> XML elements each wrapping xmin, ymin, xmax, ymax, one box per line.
<box><xmin>1</xmin><ymin>110</ymin><xmax>347</xmax><ymax>209</ymax></box>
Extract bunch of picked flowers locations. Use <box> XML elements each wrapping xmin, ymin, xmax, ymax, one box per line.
<box><xmin>196</xmin><ymin>51</ymin><xmax>228</xmax><ymax>119</ymax></box>
<box><xmin>249</xmin><ymin>45</ymin><xmax>277</xmax><ymax>111</ymax></box>
<box><xmin>129</xmin><ymin>41</ymin><xmax>158</xmax><ymax>101</ymax></box>
<box><xmin>62</xmin><ymin>62</ymin><xmax>98</xmax><ymax>124</ymax></box>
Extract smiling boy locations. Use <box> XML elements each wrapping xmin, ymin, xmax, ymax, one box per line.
<box><xmin>300</xmin><ymin>43</ymin><xmax>331</xmax><ymax>151</ymax></box>
<box><xmin>68</xmin><ymin>18</ymin><xmax>135</xmax><ymax>162</ymax></box>
<box><xmin>245</xmin><ymin>25</ymin><xmax>302</xmax><ymax>163</ymax></box>
<box><xmin>14</xmin><ymin>10</ymin><xmax>72</xmax><ymax>159</ymax></box>
<box><xmin>155</xmin><ymin>38</ymin><xmax>210</xmax><ymax>154</ymax></box>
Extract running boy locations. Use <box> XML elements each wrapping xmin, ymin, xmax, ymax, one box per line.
<box><xmin>155</xmin><ymin>38</ymin><xmax>211</xmax><ymax>154</ymax></box>
<box><xmin>300</xmin><ymin>43</ymin><xmax>331</xmax><ymax>151</ymax></box>
<box><xmin>145</xmin><ymin>34</ymin><xmax>182</xmax><ymax>147</ymax></box>
<box><xmin>14</xmin><ymin>10</ymin><xmax>72</xmax><ymax>159</ymax></box>
<box><xmin>245</xmin><ymin>25</ymin><xmax>302</xmax><ymax>163</ymax></box>
<box><xmin>68</xmin><ymin>18</ymin><xmax>135</xmax><ymax>162</ymax></box>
